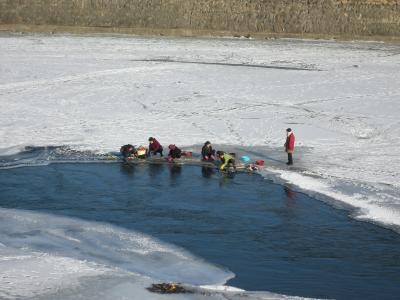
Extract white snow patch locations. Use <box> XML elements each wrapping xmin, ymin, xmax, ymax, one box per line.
<box><xmin>265</xmin><ymin>168</ymin><xmax>400</xmax><ymax>229</ymax></box>
<box><xmin>0</xmin><ymin>251</ymin><xmax>109</xmax><ymax>299</ymax></box>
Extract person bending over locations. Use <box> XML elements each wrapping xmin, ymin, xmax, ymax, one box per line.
<box><xmin>120</xmin><ymin>144</ymin><xmax>137</xmax><ymax>159</ymax></box>
<box><xmin>217</xmin><ymin>151</ymin><xmax>236</xmax><ymax>171</ymax></box>
<box><xmin>167</xmin><ymin>144</ymin><xmax>182</xmax><ymax>162</ymax></box>
<box><xmin>148</xmin><ymin>137</ymin><xmax>163</xmax><ymax>157</ymax></box>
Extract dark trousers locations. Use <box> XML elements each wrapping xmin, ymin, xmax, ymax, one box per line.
<box><xmin>287</xmin><ymin>153</ymin><xmax>293</xmax><ymax>165</ymax></box>
<box><xmin>150</xmin><ymin>148</ymin><xmax>163</xmax><ymax>157</ymax></box>
<box><xmin>227</xmin><ymin>159</ymin><xmax>236</xmax><ymax>169</ymax></box>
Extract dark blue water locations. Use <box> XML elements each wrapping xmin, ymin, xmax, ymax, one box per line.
<box><xmin>1</xmin><ymin>162</ymin><xmax>400</xmax><ymax>300</ymax></box>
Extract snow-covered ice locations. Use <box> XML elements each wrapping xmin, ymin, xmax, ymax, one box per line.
<box><xmin>1</xmin><ymin>33</ymin><xmax>400</xmax><ymax>298</ymax></box>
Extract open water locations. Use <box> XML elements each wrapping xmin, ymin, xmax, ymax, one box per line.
<box><xmin>1</xmin><ymin>162</ymin><xmax>400</xmax><ymax>299</ymax></box>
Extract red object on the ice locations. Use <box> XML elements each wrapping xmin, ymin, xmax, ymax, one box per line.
<box><xmin>255</xmin><ymin>160</ymin><xmax>264</xmax><ymax>166</ymax></box>
<box><xmin>183</xmin><ymin>151</ymin><xmax>192</xmax><ymax>158</ymax></box>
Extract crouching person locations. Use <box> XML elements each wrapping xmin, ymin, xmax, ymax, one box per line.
<box><xmin>148</xmin><ymin>137</ymin><xmax>163</xmax><ymax>157</ymax></box>
<box><xmin>216</xmin><ymin>151</ymin><xmax>236</xmax><ymax>171</ymax></box>
<box><xmin>167</xmin><ymin>144</ymin><xmax>182</xmax><ymax>162</ymax></box>
<box><xmin>136</xmin><ymin>145</ymin><xmax>147</xmax><ymax>159</ymax></box>
<box><xmin>201</xmin><ymin>141</ymin><xmax>216</xmax><ymax>161</ymax></box>
<box><xmin>120</xmin><ymin>144</ymin><xmax>136</xmax><ymax>159</ymax></box>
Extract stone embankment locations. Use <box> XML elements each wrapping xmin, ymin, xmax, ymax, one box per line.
<box><xmin>0</xmin><ymin>0</ymin><xmax>399</xmax><ymax>40</ymax></box>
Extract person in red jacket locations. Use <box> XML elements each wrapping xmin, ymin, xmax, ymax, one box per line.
<box><xmin>148</xmin><ymin>137</ymin><xmax>163</xmax><ymax>157</ymax></box>
<box><xmin>284</xmin><ymin>128</ymin><xmax>295</xmax><ymax>165</ymax></box>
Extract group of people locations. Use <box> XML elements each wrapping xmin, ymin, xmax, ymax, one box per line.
<box><xmin>120</xmin><ymin>129</ymin><xmax>295</xmax><ymax>170</ymax></box>
<box><xmin>120</xmin><ymin>137</ymin><xmax>165</xmax><ymax>159</ymax></box>
<box><xmin>120</xmin><ymin>138</ymin><xmax>237</xmax><ymax>171</ymax></box>
<box><xmin>201</xmin><ymin>141</ymin><xmax>236</xmax><ymax>171</ymax></box>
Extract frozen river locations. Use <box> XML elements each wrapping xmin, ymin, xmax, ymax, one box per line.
<box><xmin>1</xmin><ymin>33</ymin><xmax>399</xmax><ymax>231</ymax></box>
<box><xmin>1</xmin><ymin>33</ymin><xmax>400</xmax><ymax>299</ymax></box>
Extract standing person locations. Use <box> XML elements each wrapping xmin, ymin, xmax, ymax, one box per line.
<box><xmin>201</xmin><ymin>141</ymin><xmax>216</xmax><ymax>161</ymax></box>
<box><xmin>284</xmin><ymin>128</ymin><xmax>295</xmax><ymax>165</ymax></box>
<box><xmin>167</xmin><ymin>144</ymin><xmax>182</xmax><ymax>162</ymax></box>
<box><xmin>148</xmin><ymin>137</ymin><xmax>163</xmax><ymax>157</ymax></box>
<box><xmin>216</xmin><ymin>151</ymin><xmax>236</xmax><ymax>171</ymax></box>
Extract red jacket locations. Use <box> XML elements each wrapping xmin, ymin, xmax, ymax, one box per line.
<box><xmin>285</xmin><ymin>133</ymin><xmax>295</xmax><ymax>153</ymax></box>
<box><xmin>149</xmin><ymin>138</ymin><xmax>163</xmax><ymax>152</ymax></box>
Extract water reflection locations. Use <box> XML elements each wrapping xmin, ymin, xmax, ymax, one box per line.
<box><xmin>148</xmin><ymin>163</ymin><xmax>163</xmax><ymax>179</ymax></box>
<box><xmin>169</xmin><ymin>164</ymin><xmax>182</xmax><ymax>175</ymax></box>
<box><xmin>169</xmin><ymin>165</ymin><xmax>182</xmax><ymax>185</ymax></box>
<box><xmin>284</xmin><ymin>185</ymin><xmax>295</xmax><ymax>209</ymax></box>
<box><xmin>219</xmin><ymin>174</ymin><xmax>236</xmax><ymax>187</ymax></box>
<box><xmin>201</xmin><ymin>166</ymin><xmax>215</xmax><ymax>178</ymax></box>
<box><xmin>120</xmin><ymin>163</ymin><xmax>135</xmax><ymax>177</ymax></box>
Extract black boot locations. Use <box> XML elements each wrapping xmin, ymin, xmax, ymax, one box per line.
<box><xmin>287</xmin><ymin>153</ymin><xmax>293</xmax><ymax>165</ymax></box>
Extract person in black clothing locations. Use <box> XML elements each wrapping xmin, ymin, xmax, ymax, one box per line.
<box><xmin>201</xmin><ymin>141</ymin><xmax>216</xmax><ymax>161</ymax></box>
<box><xmin>167</xmin><ymin>144</ymin><xmax>182</xmax><ymax>162</ymax></box>
<box><xmin>120</xmin><ymin>144</ymin><xmax>136</xmax><ymax>158</ymax></box>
